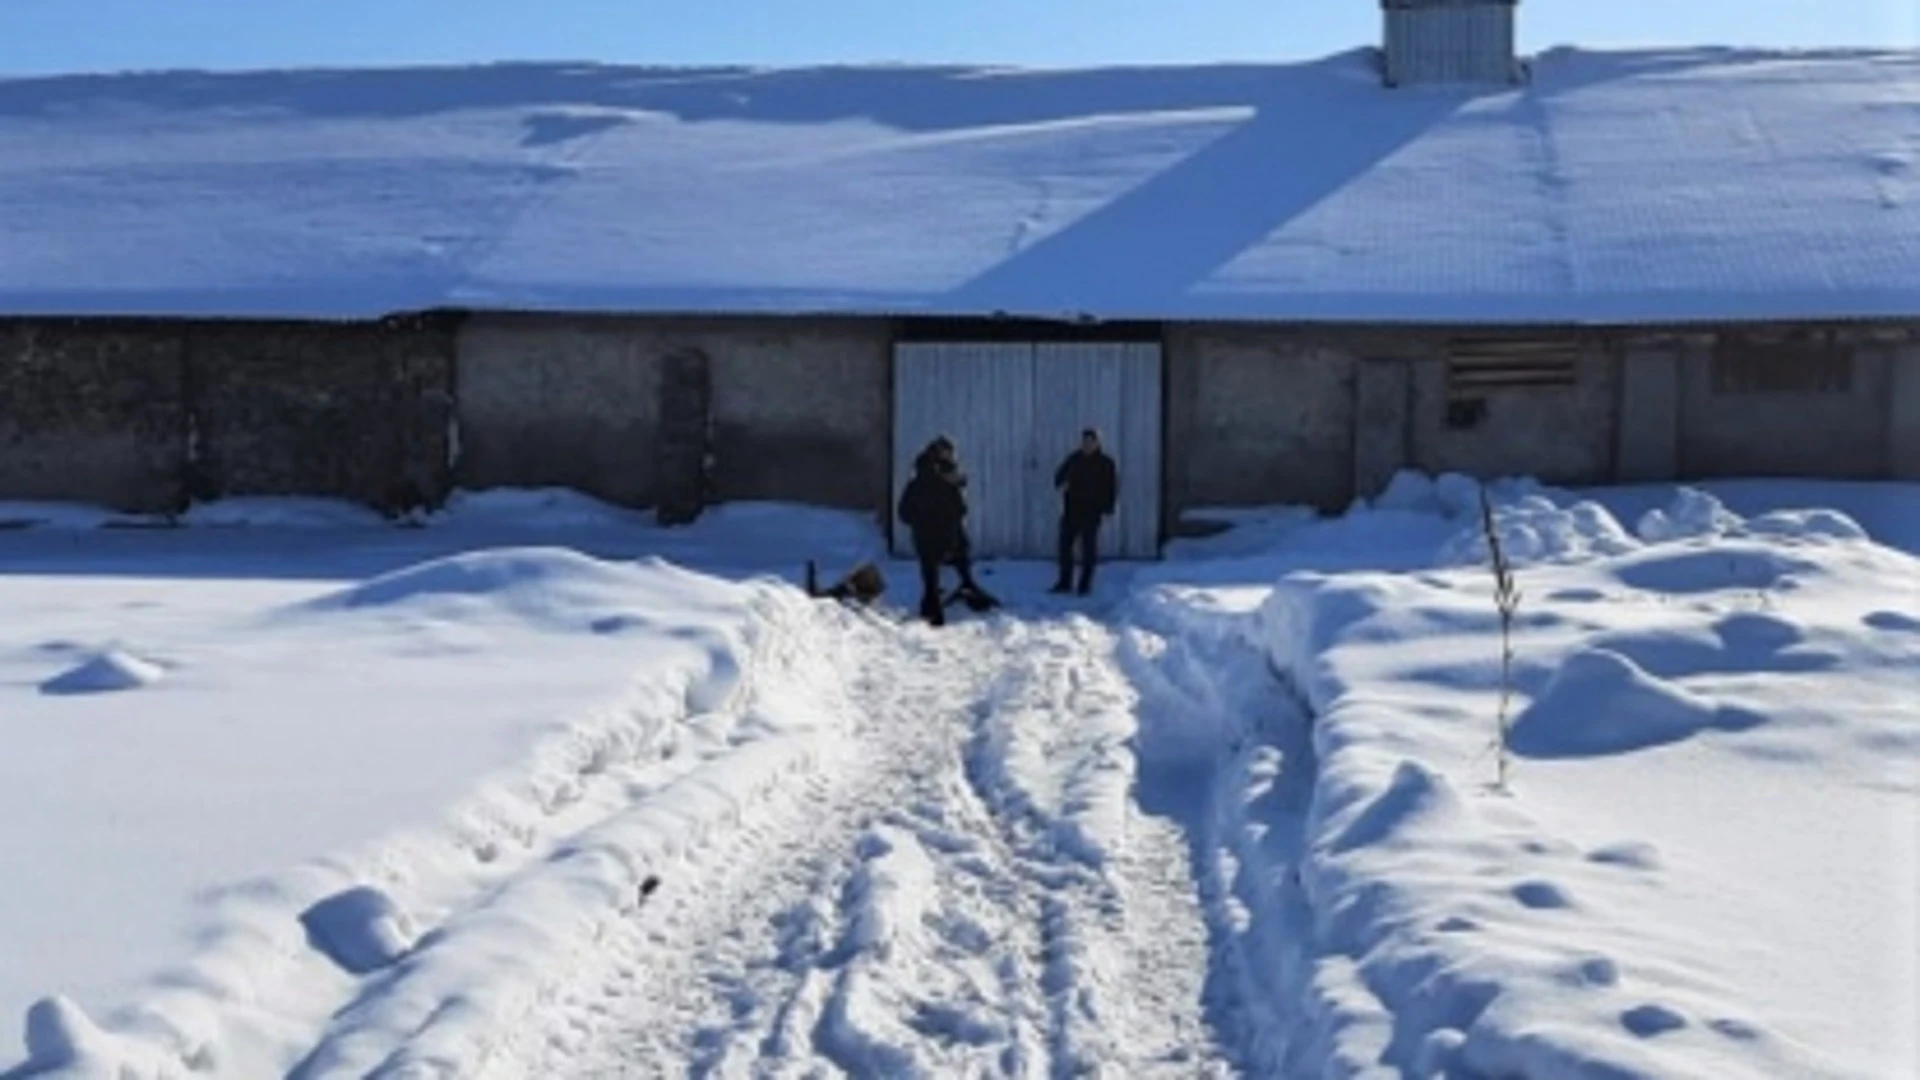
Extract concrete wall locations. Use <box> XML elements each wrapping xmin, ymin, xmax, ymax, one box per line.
<box><xmin>186</xmin><ymin>319</ymin><xmax>454</xmax><ymax>509</ymax></box>
<box><xmin>701</xmin><ymin>320</ymin><xmax>890</xmax><ymax>510</ymax></box>
<box><xmin>1164</xmin><ymin>326</ymin><xmax>1357</xmax><ymax>517</ymax></box>
<box><xmin>1891</xmin><ymin>345</ymin><xmax>1920</xmax><ymax>481</ymax></box>
<box><xmin>1677</xmin><ymin>334</ymin><xmax>1893</xmax><ymax>480</ymax></box>
<box><xmin>456</xmin><ymin>315</ymin><xmax>890</xmax><ymax>513</ymax></box>
<box><xmin>9</xmin><ymin>313</ymin><xmax>1920</xmax><ymax>532</ymax></box>
<box><xmin>1407</xmin><ymin>340</ymin><xmax>1619</xmax><ymax>485</ymax></box>
<box><xmin>0</xmin><ymin>321</ymin><xmax>187</xmax><ymax>513</ymax></box>
<box><xmin>1614</xmin><ymin>339</ymin><xmax>1688</xmax><ymax>483</ymax></box>
<box><xmin>1351</xmin><ymin>357</ymin><xmax>1413</xmax><ymax>499</ymax></box>
<box><xmin>456</xmin><ymin>317</ymin><xmax>665</xmax><ymax>507</ymax></box>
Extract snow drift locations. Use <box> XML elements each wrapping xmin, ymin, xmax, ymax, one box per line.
<box><xmin>0</xmin><ymin>521</ymin><xmax>834</xmax><ymax>1078</ymax></box>
<box><xmin>1244</xmin><ymin>485</ymin><xmax>1919</xmax><ymax>1079</ymax></box>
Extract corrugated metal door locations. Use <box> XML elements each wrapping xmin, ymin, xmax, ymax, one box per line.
<box><xmin>892</xmin><ymin>340</ymin><xmax>1163</xmax><ymax>561</ymax></box>
<box><xmin>1032</xmin><ymin>342</ymin><xmax>1163</xmax><ymax>560</ymax></box>
<box><xmin>891</xmin><ymin>342</ymin><xmax>1035</xmax><ymax>559</ymax></box>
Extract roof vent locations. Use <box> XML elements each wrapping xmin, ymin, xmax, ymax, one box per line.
<box><xmin>1381</xmin><ymin>0</ymin><xmax>1522</xmax><ymax>87</ymax></box>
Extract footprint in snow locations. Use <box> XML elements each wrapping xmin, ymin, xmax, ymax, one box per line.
<box><xmin>1511</xmin><ymin>880</ymin><xmax>1574</xmax><ymax>910</ymax></box>
<box><xmin>1864</xmin><ymin>610</ymin><xmax>1920</xmax><ymax>633</ymax></box>
<box><xmin>1621</xmin><ymin>1003</ymin><xmax>1688</xmax><ymax>1037</ymax></box>
<box><xmin>1573</xmin><ymin>956</ymin><xmax>1620</xmax><ymax>987</ymax></box>
<box><xmin>1586</xmin><ymin>841</ymin><xmax>1663</xmax><ymax>871</ymax></box>
<box><xmin>1710</xmin><ymin>1017</ymin><xmax>1763</xmax><ymax>1042</ymax></box>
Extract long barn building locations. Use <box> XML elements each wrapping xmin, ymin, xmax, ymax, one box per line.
<box><xmin>3</xmin><ymin>0</ymin><xmax>1917</xmax><ymax>556</ymax></box>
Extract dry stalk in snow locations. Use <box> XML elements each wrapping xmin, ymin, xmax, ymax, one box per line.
<box><xmin>1478</xmin><ymin>483</ymin><xmax>1521</xmax><ymax>792</ymax></box>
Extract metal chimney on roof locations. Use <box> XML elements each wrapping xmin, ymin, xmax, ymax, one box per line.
<box><xmin>1381</xmin><ymin>0</ymin><xmax>1522</xmax><ymax>87</ymax></box>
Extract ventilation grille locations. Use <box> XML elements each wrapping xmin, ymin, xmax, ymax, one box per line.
<box><xmin>1446</xmin><ymin>339</ymin><xmax>1580</xmax><ymax>396</ymax></box>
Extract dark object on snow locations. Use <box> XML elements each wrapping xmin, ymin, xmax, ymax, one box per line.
<box><xmin>1052</xmin><ymin>429</ymin><xmax>1118</xmax><ymax>596</ymax></box>
<box><xmin>639</xmin><ymin>874</ymin><xmax>661</xmax><ymax>904</ymax></box>
<box><xmin>805</xmin><ymin>559</ymin><xmax>886</xmax><ymax>606</ymax></box>
<box><xmin>946</xmin><ymin>581</ymin><xmax>1001</xmax><ymax>613</ymax></box>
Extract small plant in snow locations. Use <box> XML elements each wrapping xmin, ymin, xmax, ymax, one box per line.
<box><xmin>1478</xmin><ymin>483</ymin><xmax>1521</xmax><ymax>792</ymax></box>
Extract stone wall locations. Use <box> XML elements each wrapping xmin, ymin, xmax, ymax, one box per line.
<box><xmin>0</xmin><ymin>316</ymin><xmax>454</xmax><ymax>515</ymax></box>
<box><xmin>185</xmin><ymin>317</ymin><xmax>455</xmax><ymax>509</ymax></box>
<box><xmin>0</xmin><ymin>321</ymin><xmax>187</xmax><ymax>513</ymax></box>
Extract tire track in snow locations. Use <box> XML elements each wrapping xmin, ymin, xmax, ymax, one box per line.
<box><xmin>500</xmin><ymin>613</ymin><xmax>1029</xmax><ymax>1078</ymax></box>
<box><xmin>521</xmin><ymin>605</ymin><xmax>1232</xmax><ymax>1078</ymax></box>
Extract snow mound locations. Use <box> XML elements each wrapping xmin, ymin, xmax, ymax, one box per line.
<box><xmin>38</xmin><ymin>648</ymin><xmax>166</xmax><ymax>696</ymax></box>
<box><xmin>14</xmin><ymin>996</ymin><xmax>178</xmax><ymax>1077</ymax></box>
<box><xmin>299</xmin><ymin>886</ymin><xmax>418</xmax><ymax>976</ymax></box>
<box><xmin>1743</xmin><ymin>507</ymin><xmax>1870</xmax><ymax>543</ymax></box>
<box><xmin>1372</xmin><ymin>470</ymin><xmax>1547</xmax><ymax>518</ymax></box>
<box><xmin>0</xmin><ymin>503</ymin><xmax>154</xmax><ymax>530</ymax></box>
<box><xmin>20</xmin><ymin>997</ymin><xmax>100</xmax><ymax>1073</ymax></box>
<box><xmin>1636</xmin><ymin>488</ymin><xmax>1869</xmax><ymax>546</ymax></box>
<box><xmin>1438</xmin><ymin>495</ymin><xmax>1639</xmax><ymax>568</ymax></box>
<box><xmin>179</xmin><ymin>497</ymin><xmax>389</xmax><ymax>529</ymax></box>
<box><xmin>1509</xmin><ymin>647</ymin><xmax>1765</xmax><ymax>759</ymax></box>
<box><xmin>316</xmin><ymin>547</ymin><xmax>636</xmax><ymax>608</ymax></box>
<box><xmin>1635</xmin><ymin>487</ymin><xmax>1744</xmax><ymax>542</ymax></box>
<box><xmin>431</xmin><ymin>487</ymin><xmax>646</xmax><ymax>530</ymax></box>
<box><xmin>688</xmin><ymin>501</ymin><xmax>885</xmax><ymax>559</ymax></box>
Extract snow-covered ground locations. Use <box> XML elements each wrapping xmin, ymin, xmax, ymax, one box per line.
<box><xmin>2</xmin><ymin>479</ymin><xmax>1914</xmax><ymax>1078</ymax></box>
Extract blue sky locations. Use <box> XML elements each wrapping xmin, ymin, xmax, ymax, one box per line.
<box><xmin>2</xmin><ymin>0</ymin><xmax>1914</xmax><ymax>75</ymax></box>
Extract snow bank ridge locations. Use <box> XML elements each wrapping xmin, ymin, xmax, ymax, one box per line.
<box><xmin>3</xmin><ymin>553</ymin><xmax>811</xmax><ymax>1080</ymax></box>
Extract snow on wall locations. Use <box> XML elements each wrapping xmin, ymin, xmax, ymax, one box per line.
<box><xmin>0</xmin><ymin>47</ymin><xmax>1916</xmax><ymax>324</ymax></box>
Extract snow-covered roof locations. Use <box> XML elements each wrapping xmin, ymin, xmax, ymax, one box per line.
<box><xmin>2</xmin><ymin>47</ymin><xmax>1917</xmax><ymax>325</ymax></box>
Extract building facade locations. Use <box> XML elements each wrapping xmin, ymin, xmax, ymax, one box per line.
<box><xmin>5</xmin><ymin>312</ymin><xmax>1916</xmax><ymax>558</ymax></box>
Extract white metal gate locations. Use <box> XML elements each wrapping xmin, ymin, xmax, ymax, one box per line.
<box><xmin>891</xmin><ymin>341</ymin><xmax>1162</xmax><ymax>561</ymax></box>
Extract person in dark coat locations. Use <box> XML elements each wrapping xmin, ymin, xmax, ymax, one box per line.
<box><xmin>1051</xmin><ymin>428</ymin><xmax>1118</xmax><ymax>595</ymax></box>
<box><xmin>897</xmin><ymin>436</ymin><xmax>984</xmax><ymax>625</ymax></box>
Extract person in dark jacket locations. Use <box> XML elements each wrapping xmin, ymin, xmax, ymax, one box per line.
<box><xmin>1051</xmin><ymin>428</ymin><xmax>1118</xmax><ymax>595</ymax></box>
<box><xmin>897</xmin><ymin>436</ymin><xmax>983</xmax><ymax>625</ymax></box>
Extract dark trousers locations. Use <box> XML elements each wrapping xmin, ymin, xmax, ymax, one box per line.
<box><xmin>1056</xmin><ymin>513</ymin><xmax>1101</xmax><ymax>591</ymax></box>
<box><xmin>915</xmin><ymin>536</ymin><xmax>978</xmax><ymax>626</ymax></box>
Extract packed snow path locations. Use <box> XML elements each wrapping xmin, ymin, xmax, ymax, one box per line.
<box><xmin>509</xmin><ymin>608</ymin><xmax>1240</xmax><ymax>1078</ymax></box>
<box><xmin>276</xmin><ymin>592</ymin><xmax>1305</xmax><ymax>1078</ymax></box>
